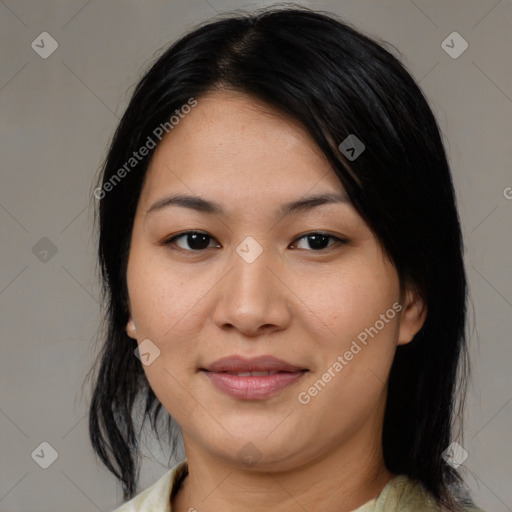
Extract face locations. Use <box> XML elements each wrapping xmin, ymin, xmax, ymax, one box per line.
<box><xmin>125</xmin><ymin>90</ymin><xmax>425</xmax><ymax>472</ymax></box>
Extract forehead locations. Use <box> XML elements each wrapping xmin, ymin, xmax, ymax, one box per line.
<box><xmin>140</xmin><ymin>90</ymin><xmax>345</xmax><ymax>205</ymax></box>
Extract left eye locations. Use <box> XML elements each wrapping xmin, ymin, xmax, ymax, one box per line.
<box><xmin>291</xmin><ymin>233</ymin><xmax>347</xmax><ymax>251</ymax></box>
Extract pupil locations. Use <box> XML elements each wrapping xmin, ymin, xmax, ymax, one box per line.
<box><xmin>308</xmin><ymin>234</ymin><xmax>328</xmax><ymax>250</ymax></box>
<box><xmin>185</xmin><ymin>234</ymin><xmax>329</xmax><ymax>250</ymax></box>
<box><xmin>189</xmin><ymin>233</ymin><xmax>210</xmax><ymax>250</ymax></box>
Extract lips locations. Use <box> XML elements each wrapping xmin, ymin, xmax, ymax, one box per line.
<box><xmin>200</xmin><ymin>355</ymin><xmax>308</xmax><ymax>400</ymax></box>
<box><xmin>200</xmin><ymin>355</ymin><xmax>307</xmax><ymax>373</ymax></box>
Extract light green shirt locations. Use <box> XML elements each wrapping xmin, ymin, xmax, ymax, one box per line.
<box><xmin>112</xmin><ymin>459</ymin><xmax>485</xmax><ymax>511</ymax></box>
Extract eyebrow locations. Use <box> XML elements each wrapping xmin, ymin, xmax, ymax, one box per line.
<box><xmin>146</xmin><ymin>192</ymin><xmax>351</xmax><ymax>217</ymax></box>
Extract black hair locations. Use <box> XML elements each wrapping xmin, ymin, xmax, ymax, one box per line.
<box><xmin>87</xmin><ymin>5</ymin><xmax>469</xmax><ymax>509</ymax></box>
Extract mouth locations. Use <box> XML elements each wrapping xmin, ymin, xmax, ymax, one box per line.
<box><xmin>199</xmin><ymin>355</ymin><xmax>309</xmax><ymax>400</ymax></box>
<box><xmin>200</xmin><ymin>354</ymin><xmax>308</xmax><ymax>374</ymax></box>
<box><xmin>203</xmin><ymin>370</ymin><xmax>306</xmax><ymax>377</ymax></box>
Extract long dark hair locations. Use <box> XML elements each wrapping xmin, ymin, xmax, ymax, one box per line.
<box><xmin>87</xmin><ymin>5</ymin><xmax>469</xmax><ymax>508</ymax></box>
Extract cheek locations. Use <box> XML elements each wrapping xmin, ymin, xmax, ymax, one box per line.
<box><xmin>125</xmin><ymin>249</ymin><xmax>205</xmax><ymax>418</ymax></box>
<box><xmin>296</xmin><ymin>254</ymin><xmax>400</xmax><ymax>346</ymax></box>
<box><xmin>125</xmin><ymin>245</ymin><xmax>224</xmax><ymax>386</ymax></box>
<box><xmin>294</xmin><ymin>251</ymin><xmax>401</xmax><ymax>413</ymax></box>
<box><xmin>127</xmin><ymin>246</ymin><xmax>198</xmax><ymax>337</ymax></box>
<box><xmin>298</xmin><ymin>295</ymin><xmax>399</xmax><ymax>439</ymax></box>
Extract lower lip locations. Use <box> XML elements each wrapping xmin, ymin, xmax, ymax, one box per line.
<box><xmin>202</xmin><ymin>370</ymin><xmax>307</xmax><ymax>399</ymax></box>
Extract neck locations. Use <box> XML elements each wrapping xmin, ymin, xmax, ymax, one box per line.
<box><xmin>172</xmin><ymin>433</ymin><xmax>394</xmax><ymax>512</ymax></box>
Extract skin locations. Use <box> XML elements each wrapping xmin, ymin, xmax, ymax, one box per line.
<box><xmin>125</xmin><ymin>90</ymin><xmax>427</xmax><ymax>512</ymax></box>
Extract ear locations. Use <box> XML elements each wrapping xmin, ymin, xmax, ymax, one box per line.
<box><xmin>397</xmin><ymin>287</ymin><xmax>427</xmax><ymax>346</ymax></box>
<box><xmin>126</xmin><ymin>318</ymin><xmax>137</xmax><ymax>339</ymax></box>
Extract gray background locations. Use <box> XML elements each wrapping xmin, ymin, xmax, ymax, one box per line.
<box><xmin>1</xmin><ymin>1</ymin><xmax>511</xmax><ymax>511</ymax></box>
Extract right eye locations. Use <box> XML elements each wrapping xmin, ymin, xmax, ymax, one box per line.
<box><xmin>162</xmin><ymin>231</ymin><xmax>221</xmax><ymax>252</ymax></box>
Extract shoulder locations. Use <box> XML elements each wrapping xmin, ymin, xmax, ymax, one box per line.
<box><xmin>356</xmin><ymin>474</ymin><xmax>488</xmax><ymax>512</ymax></box>
<box><xmin>110</xmin><ymin>459</ymin><xmax>188</xmax><ymax>512</ymax></box>
<box><xmin>440</xmin><ymin>504</ymin><xmax>487</xmax><ymax>512</ymax></box>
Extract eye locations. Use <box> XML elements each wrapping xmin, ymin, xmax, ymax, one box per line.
<box><xmin>161</xmin><ymin>231</ymin><xmax>348</xmax><ymax>253</ymax></box>
<box><xmin>290</xmin><ymin>232</ymin><xmax>348</xmax><ymax>251</ymax></box>
<box><xmin>162</xmin><ymin>231</ymin><xmax>220</xmax><ymax>251</ymax></box>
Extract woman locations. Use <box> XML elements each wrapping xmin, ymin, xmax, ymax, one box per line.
<box><xmin>88</xmin><ymin>6</ymin><xmax>485</xmax><ymax>512</ymax></box>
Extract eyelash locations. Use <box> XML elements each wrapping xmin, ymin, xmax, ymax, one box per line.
<box><xmin>161</xmin><ymin>231</ymin><xmax>349</xmax><ymax>253</ymax></box>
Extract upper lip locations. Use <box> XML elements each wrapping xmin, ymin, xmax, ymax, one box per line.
<box><xmin>201</xmin><ymin>355</ymin><xmax>307</xmax><ymax>373</ymax></box>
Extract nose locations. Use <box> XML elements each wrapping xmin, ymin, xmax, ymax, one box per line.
<box><xmin>211</xmin><ymin>243</ymin><xmax>292</xmax><ymax>337</ymax></box>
